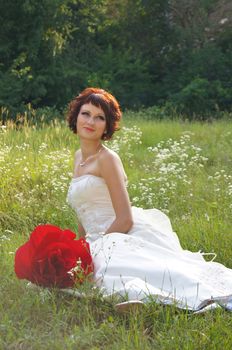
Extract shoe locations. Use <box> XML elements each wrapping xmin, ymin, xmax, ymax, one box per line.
<box><xmin>115</xmin><ymin>300</ymin><xmax>145</xmax><ymax>314</ymax></box>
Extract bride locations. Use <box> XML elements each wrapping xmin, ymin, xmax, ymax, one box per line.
<box><xmin>66</xmin><ymin>87</ymin><xmax>232</xmax><ymax>312</ymax></box>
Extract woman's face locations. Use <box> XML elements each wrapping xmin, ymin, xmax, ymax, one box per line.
<box><xmin>76</xmin><ymin>103</ymin><xmax>107</xmax><ymax>141</ymax></box>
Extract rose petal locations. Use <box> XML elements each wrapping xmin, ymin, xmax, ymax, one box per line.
<box><xmin>14</xmin><ymin>225</ymin><xmax>93</xmax><ymax>288</ymax></box>
<box><xmin>30</xmin><ymin>225</ymin><xmax>76</xmax><ymax>249</ymax></box>
<box><xmin>14</xmin><ymin>241</ymin><xmax>33</xmax><ymax>279</ymax></box>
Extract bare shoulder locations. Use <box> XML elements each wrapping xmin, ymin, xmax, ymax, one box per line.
<box><xmin>74</xmin><ymin>149</ymin><xmax>81</xmax><ymax>161</ymax></box>
<box><xmin>74</xmin><ymin>149</ymin><xmax>81</xmax><ymax>157</ymax></box>
<box><xmin>99</xmin><ymin>146</ymin><xmax>122</xmax><ymax>167</ymax></box>
<box><xmin>99</xmin><ymin>146</ymin><xmax>127</xmax><ymax>180</ymax></box>
<box><xmin>100</xmin><ymin>146</ymin><xmax>121</xmax><ymax>161</ymax></box>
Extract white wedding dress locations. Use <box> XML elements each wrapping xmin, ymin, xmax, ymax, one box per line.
<box><xmin>67</xmin><ymin>174</ymin><xmax>232</xmax><ymax>312</ymax></box>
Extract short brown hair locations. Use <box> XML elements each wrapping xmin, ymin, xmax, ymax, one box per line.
<box><xmin>67</xmin><ymin>87</ymin><xmax>122</xmax><ymax>140</ymax></box>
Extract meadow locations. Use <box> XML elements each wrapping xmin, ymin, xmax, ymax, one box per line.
<box><xmin>0</xmin><ymin>113</ymin><xmax>232</xmax><ymax>349</ymax></box>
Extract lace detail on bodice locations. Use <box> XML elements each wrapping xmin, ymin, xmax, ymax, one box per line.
<box><xmin>67</xmin><ymin>175</ymin><xmax>116</xmax><ymax>235</ymax></box>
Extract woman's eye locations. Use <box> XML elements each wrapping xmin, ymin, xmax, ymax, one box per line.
<box><xmin>97</xmin><ymin>116</ymin><xmax>105</xmax><ymax>121</ymax></box>
<box><xmin>81</xmin><ymin>112</ymin><xmax>105</xmax><ymax>120</ymax></box>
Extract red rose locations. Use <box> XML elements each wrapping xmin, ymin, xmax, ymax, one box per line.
<box><xmin>14</xmin><ymin>224</ymin><xmax>93</xmax><ymax>288</ymax></box>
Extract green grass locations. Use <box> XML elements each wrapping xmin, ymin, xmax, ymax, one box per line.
<box><xmin>1</xmin><ymin>116</ymin><xmax>232</xmax><ymax>349</ymax></box>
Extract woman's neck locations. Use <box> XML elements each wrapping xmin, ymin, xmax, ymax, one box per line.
<box><xmin>79</xmin><ymin>140</ymin><xmax>102</xmax><ymax>159</ymax></box>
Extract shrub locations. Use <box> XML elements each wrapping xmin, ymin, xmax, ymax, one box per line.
<box><xmin>167</xmin><ymin>78</ymin><xmax>232</xmax><ymax>119</ymax></box>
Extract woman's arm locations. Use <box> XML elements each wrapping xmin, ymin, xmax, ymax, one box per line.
<box><xmin>99</xmin><ymin>150</ymin><xmax>133</xmax><ymax>234</ymax></box>
<box><xmin>73</xmin><ymin>150</ymin><xmax>87</xmax><ymax>238</ymax></box>
<box><xmin>78</xmin><ymin>222</ymin><xmax>86</xmax><ymax>238</ymax></box>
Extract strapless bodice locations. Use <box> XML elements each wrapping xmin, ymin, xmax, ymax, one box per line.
<box><xmin>67</xmin><ymin>175</ymin><xmax>116</xmax><ymax>237</ymax></box>
<box><xmin>67</xmin><ymin>174</ymin><xmax>182</xmax><ymax>247</ymax></box>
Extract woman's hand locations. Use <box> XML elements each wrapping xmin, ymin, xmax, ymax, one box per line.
<box><xmin>78</xmin><ymin>222</ymin><xmax>86</xmax><ymax>238</ymax></box>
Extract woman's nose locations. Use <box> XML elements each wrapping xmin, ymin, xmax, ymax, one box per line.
<box><xmin>87</xmin><ymin>116</ymin><xmax>95</xmax><ymax>125</ymax></box>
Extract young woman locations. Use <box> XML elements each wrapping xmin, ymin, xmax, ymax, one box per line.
<box><xmin>66</xmin><ymin>87</ymin><xmax>232</xmax><ymax>312</ymax></box>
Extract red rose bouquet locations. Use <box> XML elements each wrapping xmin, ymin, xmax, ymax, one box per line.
<box><xmin>14</xmin><ymin>224</ymin><xmax>93</xmax><ymax>288</ymax></box>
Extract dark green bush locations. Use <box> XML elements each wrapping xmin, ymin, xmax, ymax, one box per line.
<box><xmin>167</xmin><ymin>78</ymin><xmax>232</xmax><ymax>119</ymax></box>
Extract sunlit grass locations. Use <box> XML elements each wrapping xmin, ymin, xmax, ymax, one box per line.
<box><xmin>1</xmin><ymin>115</ymin><xmax>232</xmax><ymax>349</ymax></box>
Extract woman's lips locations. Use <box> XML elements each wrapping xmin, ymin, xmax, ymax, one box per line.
<box><xmin>83</xmin><ymin>127</ymin><xmax>95</xmax><ymax>132</ymax></box>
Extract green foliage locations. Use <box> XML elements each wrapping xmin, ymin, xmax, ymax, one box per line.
<box><xmin>0</xmin><ymin>0</ymin><xmax>232</xmax><ymax>117</ymax></box>
<box><xmin>87</xmin><ymin>45</ymin><xmax>153</xmax><ymax>108</ymax></box>
<box><xmin>0</xmin><ymin>0</ymin><xmax>76</xmax><ymax>112</ymax></box>
<box><xmin>1</xmin><ymin>117</ymin><xmax>232</xmax><ymax>348</ymax></box>
<box><xmin>168</xmin><ymin>77</ymin><xmax>232</xmax><ymax>118</ymax></box>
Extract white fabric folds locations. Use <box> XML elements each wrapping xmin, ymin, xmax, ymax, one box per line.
<box><xmin>67</xmin><ymin>175</ymin><xmax>232</xmax><ymax>312</ymax></box>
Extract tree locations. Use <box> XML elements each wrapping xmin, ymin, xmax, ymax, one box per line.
<box><xmin>0</xmin><ymin>0</ymin><xmax>75</xmax><ymax>111</ymax></box>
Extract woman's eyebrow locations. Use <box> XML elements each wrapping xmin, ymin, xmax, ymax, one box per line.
<box><xmin>81</xmin><ymin>109</ymin><xmax>105</xmax><ymax>117</ymax></box>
